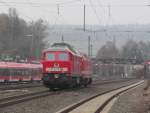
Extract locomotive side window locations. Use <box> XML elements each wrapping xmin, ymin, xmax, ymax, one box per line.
<box><xmin>46</xmin><ymin>53</ymin><xmax>55</xmax><ymax>61</ymax></box>
<box><xmin>58</xmin><ymin>53</ymin><xmax>69</xmax><ymax>61</ymax></box>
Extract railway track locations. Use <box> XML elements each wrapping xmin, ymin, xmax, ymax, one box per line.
<box><xmin>0</xmin><ymin>78</ymin><xmax>135</xmax><ymax>91</ymax></box>
<box><xmin>0</xmin><ymin>78</ymin><xmax>131</xmax><ymax>91</ymax></box>
<box><xmin>0</xmin><ymin>79</ymin><xmax>140</xmax><ymax>110</ymax></box>
<box><xmin>0</xmin><ymin>82</ymin><xmax>43</xmax><ymax>90</ymax></box>
<box><xmin>92</xmin><ymin>78</ymin><xmax>134</xmax><ymax>85</ymax></box>
<box><xmin>0</xmin><ymin>90</ymin><xmax>58</xmax><ymax>108</ymax></box>
<box><xmin>56</xmin><ymin>80</ymin><xmax>144</xmax><ymax>113</ymax></box>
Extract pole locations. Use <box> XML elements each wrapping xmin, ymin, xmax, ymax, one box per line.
<box><xmin>31</xmin><ymin>23</ymin><xmax>34</xmax><ymax>60</ymax></box>
<box><xmin>83</xmin><ymin>4</ymin><xmax>86</xmax><ymax>31</ymax></box>
<box><xmin>90</xmin><ymin>44</ymin><xmax>93</xmax><ymax>57</ymax></box>
<box><xmin>88</xmin><ymin>36</ymin><xmax>91</xmax><ymax>57</ymax></box>
<box><xmin>30</xmin><ymin>35</ymin><xmax>33</xmax><ymax>59</ymax></box>
<box><xmin>108</xmin><ymin>4</ymin><xmax>111</xmax><ymax>25</ymax></box>
<box><xmin>61</xmin><ymin>35</ymin><xmax>64</xmax><ymax>42</ymax></box>
<box><xmin>57</xmin><ymin>4</ymin><xmax>59</xmax><ymax>15</ymax></box>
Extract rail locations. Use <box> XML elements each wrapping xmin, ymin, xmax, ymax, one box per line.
<box><xmin>56</xmin><ymin>80</ymin><xmax>144</xmax><ymax>113</ymax></box>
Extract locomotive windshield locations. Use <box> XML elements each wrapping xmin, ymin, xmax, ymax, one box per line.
<box><xmin>46</xmin><ymin>53</ymin><xmax>55</xmax><ymax>61</ymax></box>
<box><xmin>45</xmin><ymin>52</ymin><xmax>69</xmax><ymax>61</ymax></box>
<box><xmin>58</xmin><ymin>53</ymin><xmax>69</xmax><ymax>61</ymax></box>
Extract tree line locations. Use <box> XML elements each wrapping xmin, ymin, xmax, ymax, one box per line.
<box><xmin>0</xmin><ymin>8</ymin><xmax>48</xmax><ymax>61</ymax></box>
<box><xmin>96</xmin><ymin>39</ymin><xmax>150</xmax><ymax>63</ymax></box>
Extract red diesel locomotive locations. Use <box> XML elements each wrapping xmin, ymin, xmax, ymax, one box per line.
<box><xmin>42</xmin><ymin>42</ymin><xmax>92</xmax><ymax>89</ymax></box>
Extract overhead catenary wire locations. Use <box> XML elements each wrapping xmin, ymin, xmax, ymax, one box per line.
<box><xmin>0</xmin><ymin>0</ymin><xmax>149</xmax><ymax>7</ymax></box>
<box><xmin>0</xmin><ymin>0</ymin><xmax>81</xmax><ymax>25</ymax></box>
<box><xmin>0</xmin><ymin>0</ymin><xmax>81</xmax><ymax>7</ymax></box>
<box><xmin>0</xmin><ymin>0</ymin><xmax>12</xmax><ymax>7</ymax></box>
<box><xmin>0</xmin><ymin>0</ymin><xmax>36</xmax><ymax>21</ymax></box>
<box><xmin>89</xmin><ymin>0</ymin><xmax>102</xmax><ymax>25</ymax></box>
<box><xmin>97</xmin><ymin>0</ymin><xmax>106</xmax><ymax>25</ymax></box>
<box><xmin>4</xmin><ymin>0</ymin><xmax>62</xmax><ymax>31</ymax></box>
<box><xmin>0</xmin><ymin>0</ymin><xmax>149</xmax><ymax>28</ymax></box>
<box><xmin>27</xmin><ymin>0</ymin><xmax>70</xmax><ymax>24</ymax></box>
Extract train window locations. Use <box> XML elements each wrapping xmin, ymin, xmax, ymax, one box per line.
<box><xmin>46</xmin><ymin>53</ymin><xmax>55</xmax><ymax>61</ymax></box>
<box><xmin>0</xmin><ymin>69</ymin><xmax>3</xmax><ymax>75</ymax></box>
<box><xmin>58</xmin><ymin>53</ymin><xmax>69</xmax><ymax>61</ymax></box>
<box><xmin>3</xmin><ymin>69</ymin><xmax>9</xmax><ymax>76</ymax></box>
<box><xmin>22</xmin><ymin>69</ymin><xmax>25</xmax><ymax>76</ymax></box>
<box><xmin>0</xmin><ymin>69</ymin><xmax>2</xmax><ymax>75</ymax></box>
<box><xmin>25</xmin><ymin>69</ymin><xmax>30</xmax><ymax>75</ymax></box>
<box><xmin>9</xmin><ymin>69</ymin><xmax>14</xmax><ymax>76</ymax></box>
<box><xmin>31</xmin><ymin>69</ymin><xmax>35</xmax><ymax>75</ymax></box>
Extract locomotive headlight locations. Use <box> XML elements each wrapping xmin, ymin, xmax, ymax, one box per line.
<box><xmin>54</xmin><ymin>74</ymin><xmax>59</xmax><ymax>78</ymax></box>
<box><xmin>46</xmin><ymin>68</ymin><xmax>49</xmax><ymax>71</ymax></box>
<box><xmin>62</xmin><ymin>67</ymin><xmax>68</xmax><ymax>71</ymax></box>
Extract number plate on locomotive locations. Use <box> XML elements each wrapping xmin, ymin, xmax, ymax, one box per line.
<box><xmin>49</xmin><ymin>67</ymin><xmax>61</xmax><ymax>71</ymax></box>
<box><xmin>46</xmin><ymin>67</ymin><xmax>68</xmax><ymax>72</ymax></box>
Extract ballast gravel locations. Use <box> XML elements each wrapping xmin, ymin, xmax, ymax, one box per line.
<box><xmin>0</xmin><ymin>80</ymin><xmax>138</xmax><ymax>113</ymax></box>
<box><xmin>108</xmin><ymin>81</ymin><xmax>146</xmax><ymax>113</ymax></box>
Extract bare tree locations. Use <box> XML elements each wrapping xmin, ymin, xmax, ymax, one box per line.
<box><xmin>121</xmin><ymin>40</ymin><xmax>143</xmax><ymax>63</ymax></box>
<box><xmin>28</xmin><ymin>19</ymin><xmax>48</xmax><ymax>59</ymax></box>
<box><xmin>96</xmin><ymin>41</ymin><xmax>119</xmax><ymax>59</ymax></box>
<box><xmin>0</xmin><ymin>8</ymin><xmax>48</xmax><ymax>61</ymax></box>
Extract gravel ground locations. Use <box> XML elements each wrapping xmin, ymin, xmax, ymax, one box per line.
<box><xmin>0</xmin><ymin>82</ymin><xmax>42</xmax><ymax>90</ymax></box>
<box><xmin>141</xmin><ymin>81</ymin><xmax>150</xmax><ymax>113</ymax></box>
<box><xmin>108</xmin><ymin>81</ymin><xmax>146</xmax><ymax>113</ymax></box>
<box><xmin>0</xmin><ymin>79</ymin><xmax>118</xmax><ymax>99</ymax></box>
<box><xmin>0</xmin><ymin>86</ymin><xmax>48</xmax><ymax>99</ymax></box>
<box><xmin>0</xmin><ymin>80</ymin><xmax>139</xmax><ymax>113</ymax></box>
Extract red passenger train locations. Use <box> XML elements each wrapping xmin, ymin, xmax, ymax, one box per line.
<box><xmin>0</xmin><ymin>61</ymin><xmax>42</xmax><ymax>83</ymax></box>
<box><xmin>42</xmin><ymin>42</ymin><xmax>92</xmax><ymax>89</ymax></box>
<box><xmin>144</xmin><ymin>61</ymin><xmax>150</xmax><ymax>79</ymax></box>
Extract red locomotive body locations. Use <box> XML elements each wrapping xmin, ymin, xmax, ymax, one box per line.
<box><xmin>0</xmin><ymin>62</ymin><xmax>42</xmax><ymax>83</ymax></box>
<box><xmin>42</xmin><ymin>43</ymin><xmax>92</xmax><ymax>89</ymax></box>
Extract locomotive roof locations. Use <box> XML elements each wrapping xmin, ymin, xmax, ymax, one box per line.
<box><xmin>44</xmin><ymin>42</ymin><xmax>82</xmax><ymax>56</ymax></box>
<box><xmin>51</xmin><ymin>42</ymin><xmax>77</xmax><ymax>53</ymax></box>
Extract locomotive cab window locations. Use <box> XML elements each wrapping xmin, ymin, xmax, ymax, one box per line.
<box><xmin>46</xmin><ymin>53</ymin><xmax>55</xmax><ymax>61</ymax></box>
<box><xmin>58</xmin><ymin>53</ymin><xmax>69</xmax><ymax>61</ymax></box>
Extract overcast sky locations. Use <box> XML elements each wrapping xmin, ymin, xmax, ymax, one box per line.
<box><xmin>0</xmin><ymin>0</ymin><xmax>150</xmax><ymax>25</ymax></box>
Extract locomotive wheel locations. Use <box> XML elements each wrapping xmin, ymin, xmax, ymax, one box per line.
<box><xmin>84</xmin><ymin>83</ymin><xmax>87</xmax><ymax>87</ymax></box>
<box><xmin>47</xmin><ymin>85</ymin><xmax>56</xmax><ymax>91</ymax></box>
<box><xmin>76</xmin><ymin>77</ymin><xmax>81</xmax><ymax>87</ymax></box>
<box><xmin>89</xmin><ymin>78</ymin><xmax>92</xmax><ymax>84</ymax></box>
<box><xmin>71</xmin><ymin>77</ymin><xmax>79</xmax><ymax>88</ymax></box>
<box><xmin>83</xmin><ymin>78</ymin><xmax>88</xmax><ymax>87</ymax></box>
<box><xmin>49</xmin><ymin>86</ymin><xmax>56</xmax><ymax>91</ymax></box>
